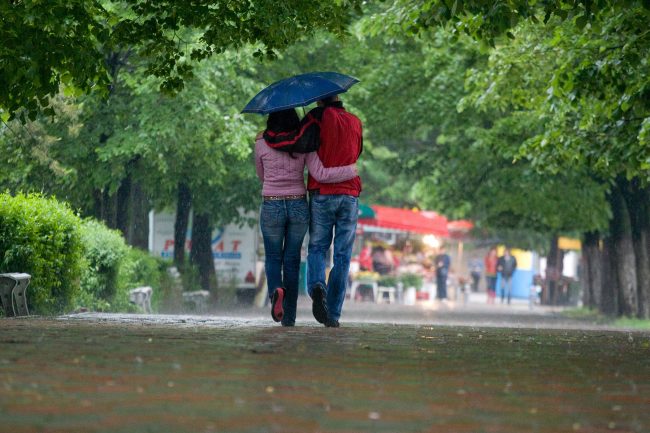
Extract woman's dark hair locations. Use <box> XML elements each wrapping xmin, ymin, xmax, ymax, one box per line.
<box><xmin>266</xmin><ymin>108</ymin><xmax>300</xmax><ymax>133</ymax></box>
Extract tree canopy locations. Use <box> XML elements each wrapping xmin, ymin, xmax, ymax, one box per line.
<box><xmin>1</xmin><ymin>0</ymin><xmax>361</xmax><ymax>121</ymax></box>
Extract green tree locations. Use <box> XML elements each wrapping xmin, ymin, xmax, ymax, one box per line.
<box><xmin>1</xmin><ymin>0</ymin><xmax>362</xmax><ymax>121</ymax></box>
<box><xmin>0</xmin><ymin>47</ymin><xmax>263</xmax><ymax>296</ymax></box>
<box><xmin>460</xmin><ymin>7</ymin><xmax>650</xmax><ymax>316</ymax></box>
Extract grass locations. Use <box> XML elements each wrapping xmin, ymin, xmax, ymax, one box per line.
<box><xmin>563</xmin><ymin>307</ymin><xmax>650</xmax><ymax>329</ymax></box>
<box><xmin>614</xmin><ymin>317</ymin><xmax>650</xmax><ymax>329</ymax></box>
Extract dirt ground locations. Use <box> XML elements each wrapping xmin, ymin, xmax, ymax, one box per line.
<box><xmin>1</xmin><ymin>300</ymin><xmax>649</xmax><ymax>433</ymax></box>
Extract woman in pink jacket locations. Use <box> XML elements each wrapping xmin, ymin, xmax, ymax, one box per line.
<box><xmin>255</xmin><ymin>109</ymin><xmax>357</xmax><ymax>326</ymax></box>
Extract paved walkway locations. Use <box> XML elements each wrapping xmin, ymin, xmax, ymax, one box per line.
<box><xmin>1</xmin><ymin>295</ymin><xmax>649</xmax><ymax>433</ymax></box>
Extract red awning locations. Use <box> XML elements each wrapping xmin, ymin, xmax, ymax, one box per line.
<box><xmin>447</xmin><ymin>220</ymin><xmax>474</xmax><ymax>232</ymax></box>
<box><xmin>358</xmin><ymin>205</ymin><xmax>449</xmax><ymax>236</ymax></box>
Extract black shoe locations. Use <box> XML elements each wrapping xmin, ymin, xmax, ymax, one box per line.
<box><xmin>325</xmin><ymin>319</ymin><xmax>340</xmax><ymax>328</ymax></box>
<box><xmin>311</xmin><ymin>284</ymin><xmax>328</xmax><ymax>324</ymax></box>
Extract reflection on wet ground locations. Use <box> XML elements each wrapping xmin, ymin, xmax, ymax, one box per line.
<box><xmin>1</xmin><ymin>303</ymin><xmax>649</xmax><ymax>433</ymax></box>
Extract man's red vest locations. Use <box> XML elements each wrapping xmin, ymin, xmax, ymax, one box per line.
<box><xmin>307</xmin><ymin>106</ymin><xmax>362</xmax><ymax>196</ymax></box>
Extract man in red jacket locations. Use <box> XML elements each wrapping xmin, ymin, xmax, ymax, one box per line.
<box><xmin>306</xmin><ymin>95</ymin><xmax>362</xmax><ymax>327</ymax></box>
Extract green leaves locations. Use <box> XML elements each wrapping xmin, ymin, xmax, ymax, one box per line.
<box><xmin>364</xmin><ymin>0</ymin><xmax>609</xmax><ymax>44</ymax></box>
<box><xmin>1</xmin><ymin>0</ymin><xmax>362</xmax><ymax>120</ymax></box>
<box><xmin>0</xmin><ymin>0</ymin><xmax>112</xmax><ymax>121</ymax></box>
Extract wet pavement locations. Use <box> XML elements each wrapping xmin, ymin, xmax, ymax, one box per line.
<box><xmin>1</xmin><ymin>297</ymin><xmax>649</xmax><ymax>433</ymax></box>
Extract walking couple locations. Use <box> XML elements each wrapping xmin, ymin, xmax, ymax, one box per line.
<box><xmin>254</xmin><ymin>95</ymin><xmax>362</xmax><ymax>327</ymax></box>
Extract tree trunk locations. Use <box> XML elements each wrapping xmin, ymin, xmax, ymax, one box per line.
<box><xmin>92</xmin><ymin>189</ymin><xmax>103</xmax><ymax>221</ymax></box>
<box><xmin>609</xmin><ymin>183</ymin><xmax>638</xmax><ymax>317</ymax></box>
<box><xmin>600</xmin><ymin>236</ymin><xmax>618</xmax><ymax>316</ymax></box>
<box><xmin>128</xmin><ymin>180</ymin><xmax>150</xmax><ymax>250</ymax></box>
<box><xmin>545</xmin><ymin>234</ymin><xmax>562</xmax><ymax>305</ymax></box>
<box><xmin>190</xmin><ymin>212</ymin><xmax>217</xmax><ymax>294</ymax></box>
<box><xmin>621</xmin><ymin>180</ymin><xmax>650</xmax><ymax>319</ymax></box>
<box><xmin>582</xmin><ymin>231</ymin><xmax>602</xmax><ymax>310</ymax></box>
<box><xmin>116</xmin><ymin>172</ymin><xmax>132</xmax><ymax>238</ymax></box>
<box><xmin>102</xmin><ymin>189</ymin><xmax>118</xmax><ymax>229</ymax></box>
<box><xmin>173</xmin><ymin>183</ymin><xmax>192</xmax><ymax>269</ymax></box>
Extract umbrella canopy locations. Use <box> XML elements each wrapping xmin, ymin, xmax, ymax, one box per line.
<box><xmin>242</xmin><ymin>72</ymin><xmax>359</xmax><ymax>114</ymax></box>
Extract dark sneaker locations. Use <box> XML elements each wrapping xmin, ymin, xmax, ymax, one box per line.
<box><xmin>271</xmin><ymin>288</ymin><xmax>285</xmax><ymax>322</ymax></box>
<box><xmin>325</xmin><ymin>319</ymin><xmax>340</xmax><ymax>328</ymax></box>
<box><xmin>311</xmin><ymin>283</ymin><xmax>328</xmax><ymax>324</ymax></box>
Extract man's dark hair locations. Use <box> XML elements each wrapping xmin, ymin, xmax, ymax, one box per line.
<box><xmin>266</xmin><ymin>108</ymin><xmax>300</xmax><ymax>132</ymax></box>
<box><xmin>319</xmin><ymin>95</ymin><xmax>339</xmax><ymax>105</ymax></box>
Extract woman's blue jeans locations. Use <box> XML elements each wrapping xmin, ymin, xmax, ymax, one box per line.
<box><xmin>260</xmin><ymin>198</ymin><xmax>309</xmax><ymax>325</ymax></box>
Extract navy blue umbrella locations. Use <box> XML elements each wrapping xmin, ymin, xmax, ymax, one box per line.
<box><xmin>241</xmin><ymin>72</ymin><xmax>359</xmax><ymax>114</ymax></box>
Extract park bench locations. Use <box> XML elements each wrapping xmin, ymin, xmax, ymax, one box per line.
<box><xmin>129</xmin><ymin>286</ymin><xmax>153</xmax><ymax>313</ymax></box>
<box><xmin>0</xmin><ymin>273</ymin><xmax>31</xmax><ymax>317</ymax></box>
<box><xmin>182</xmin><ymin>290</ymin><xmax>210</xmax><ymax>313</ymax></box>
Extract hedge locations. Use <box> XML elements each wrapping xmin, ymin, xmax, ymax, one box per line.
<box><xmin>1</xmin><ymin>192</ymin><xmax>167</xmax><ymax>315</ymax></box>
<box><xmin>79</xmin><ymin>219</ymin><xmax>167</xmax><ymax>312</ymax></box>
<box><xmin>78</xmin><ymin>219</ymin><xmax>129</xmax><ymax>311</ymax></box>
<box><xmin>0</xmin><ymin>192</ymin><xmax>84</xmax><ymax>314</ymax></box>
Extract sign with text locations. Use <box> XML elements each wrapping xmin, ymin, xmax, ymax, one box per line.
<box><xmin>150</xmin><ymin>212</ymin><xmax>258</xmax><ymax>288</ymax></box>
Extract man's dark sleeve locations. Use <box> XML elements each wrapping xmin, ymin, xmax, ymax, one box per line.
<box><xmin>262</xmin><ymin>107</ymin><xmax>325</xmax><ymax>153</ymax></box>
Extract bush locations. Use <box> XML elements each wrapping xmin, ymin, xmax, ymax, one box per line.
<box><xmin>117</xmin><ymin>247</ymin><xmax>167</xmax><ymax>312</ymax></box>
<box><xmin>79</xmin><ymin>220</ymin><xmax>169</xmax><ymax>312</ymax></box>
<box><xmin>0</xmin><ymin>192</ymin><xmax>169</xmax><ymax>314</ymax></box>
<box><xmin>0</xmin><ymin>192</ymin><xmax>84</xmax><ymax>314</ymax></box>
<box><xmin>79</xmin><ymin>219</ymin><xmax>128</xmax><ymax>310</ymax></box>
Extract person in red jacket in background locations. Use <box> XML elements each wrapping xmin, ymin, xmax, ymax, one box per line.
<box><xmin>484</xmin><ymin>247</ymin><xmax>498</xmax><ymax>304</ymax></box>
<box><xmin>359</xmin><ymin>241</ymin><xmax>373</xmax><ymax>271</ymax></box>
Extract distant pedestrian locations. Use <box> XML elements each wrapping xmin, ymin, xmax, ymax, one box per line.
<box><xmin>435</xmin><ymin>245</ymin><xmax>451</xmax><ymax>300</ymax></box>
<box><xmin>469</xmin><ymin>258</ymin><xmax>482</xmax><ymax>292</ymax></box>
<box><xmin>372</xmin><ymin>245</ymin><xmax>392</xmax><ymax>276</ymax></box>
<box><xmin>497</xmin><ymin>247</ymin><xmax>517</xmax><ymax>304</ymax></box>
<box><xmin>484</xmin><ymin>247</ymin><xmax>498</xmax><ymax>304</ymax></box>
<box><xmin>359</xmin><ymin>241</ymin><xmax>373</xmax><ymax>271</ymax></box>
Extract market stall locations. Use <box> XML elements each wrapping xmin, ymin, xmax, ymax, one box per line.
<box><xmin>352</xmin><ymin>204</ymin><xmax>471</xmax><ymax>303</ymax></box>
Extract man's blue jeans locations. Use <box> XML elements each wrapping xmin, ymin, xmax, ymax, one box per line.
<box><xmin>501</xmin><ymin>275</ymin><xmax>513</xmax><ymax>304</ymax></box>
<box><xmin>436</xmin><ymin>273</ymin><xmax>448</xmax><ymax>299</ymax></box>
<box><xmin>307</xmin><ymin>194</ymin><xmax>358</xmax><ymax>322</ymax></box>
<box><xmin>260</xmin><ymin>199</ymin><xmax>309</xmax><ymax>325</ymax></box>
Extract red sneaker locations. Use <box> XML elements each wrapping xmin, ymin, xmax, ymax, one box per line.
<box><xmin>271</xmin><ymin>288</ymin><xmax>285</xmax><ymax>322</ymax></box>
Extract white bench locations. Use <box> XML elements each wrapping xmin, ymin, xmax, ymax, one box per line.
<box><xmin>377</xmin><ymin>286</ymin><xmax>396</xmax><ymax>304</ymax></box>
<box><xmin>182</xmin><ymin>290</ymin><xmax>210</xmax><ymax>313</ymax></box>
<box><xmin>349</xmin><ymin>280</ymin><xmax>379</xmax><ymax>302</ymax></box>
<box><xmin>129</xmin><ymin>286</ymin><xmax>153</xmax><ymax>313</ymax></box>
<box><xmin>0</xmin><ymin>273</ymin><xmax>31</xmax><ymax>317</ymax></box>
